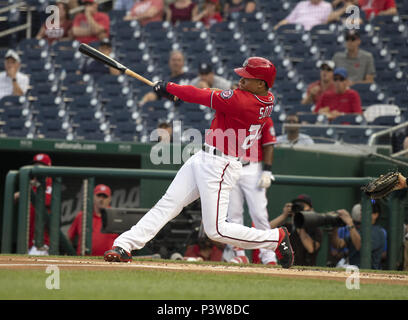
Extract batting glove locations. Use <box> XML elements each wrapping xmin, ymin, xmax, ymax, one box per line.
<box><xmin>257</xmin><ymin>171</ymin><xmax>275</xmax><ymax>189</ymax></box>
<box><xmin>153</xmin><ymin>81</ymin><xmax>175</xmax><ymax>101</ymax></box>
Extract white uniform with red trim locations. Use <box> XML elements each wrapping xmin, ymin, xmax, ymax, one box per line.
<box><xmin>112</xmin><ymin>84</ymin><xmax>281</xmax><ymax>253</ymax></box>
<box><xmin>225</xmin><ymin>118</ymin><xmax>278</xmax><ymax>264</ymax></box>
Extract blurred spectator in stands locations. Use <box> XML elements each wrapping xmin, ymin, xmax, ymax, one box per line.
<box><xmin>165</xmin><ymin>0</ymin><xmax>199</xmax><ymax>25</ymax></box>
<box><xmin>68</xmin><ymin>184</ymin><xmax>118</xmax><ymax>256</ymax></box>
<box><xmin>72</xmin><ymin>0</ymin><xmax>110</xmax><ymax>44</ymax></box>
<box><xmin>183</xmin><ymin>234</ymin><xmax>225</xmax><ymax>261</ymax></box>
<box><xmin>327</xmin><ymin>0</ymin><xmax>364</xmax><ymax>25</ymax></box>
<box><xmin>331</xmin><ymin>201</ymin><xmax>387</xmax><ymax>269</ymax></box>
<box><xmin>139</xmin><ymin>50</ymin><xmax>194</xmax><ymax>105</ymax></box>
<box><xmin>36</xmin><ymin>0</ymin><xmax>73</xmax><ymax>44</ymax></box>
<box><xmin>124</xmin><ymin>0</ymin><xmax>164</xmax><ymax>26</ymax></box>
<box><xmin>80</xmin><ymin>38</ymin><xmax>120</xmax><ymax>75</ymax></box>
<box><xmin>274</xmin><ymin>0</ymin><xmax>332</xmax><ymax>31</ymax></box>
<box><xmin>190</xmin><ymin>62</ymin><xmax>231</xmax><ymax>90</ymax></box>
<box><xmin>301</xmin><ymin>60</ymin><xmax>335</xmax><ymax>105</ymax></box>
<box><xmin>314</xmin><ymin>67</ymin><xmax>362</xmax><ymax>121</ymax></box>
<box><xmin>276</xmin><ymin>113</ymin><xmax>315</xmax><ymax>146</ymax></box>
<box><xmin>114</xmin><ymin>0</ymin><xmax>135</xmax><ymax>11</ymax></box>
<box><xmin>358</xmin><ymin>0</ymin><xmax>397</xmax><ymax>19</ymax></box>
<box><xmin>332</xmin><ymin>30</ymin><xmax>375</xmax><ymax>86</ymax></box>
<box><xmin>195</xmin><ymin>0</ymin><xmax>223</xmax><ymax>28</ymax></box>
<box><xmin>270</xmin><ymin>194</ymin><xmax>322</xmax><ymax>266</ymax></box>
<box><xmin>223</xmin><ymin>0</ymin><xmax>256</xmax><ymax>20</ymax></box>
<box><xmin>157</xmin><ymin>122</ymin><xmax>173</xmax><ymax>143</ymax></box>
<box><xmin>14</xmin><ymin>154</ymin><xmax>53</xmax><ymax>255</ymax></box>
<box><xmin>0</xmin><ymin>50</ymin><xmax>29</xmax><ymax>100</ymax></box>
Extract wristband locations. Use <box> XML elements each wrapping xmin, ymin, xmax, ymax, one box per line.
<box><xmin>263</xmin><ymin>163</ymin><xmax>272</xmax><ymax>171</ymax></box>
<box><xmin>347</xmin><ymin>225</ymin><xmax>355</xmax><ymax>230</ymax></box>
<box><xmin>12</xmin><ymin>78</ymin><xmax>16</xmax><ymax>82</ymax></box>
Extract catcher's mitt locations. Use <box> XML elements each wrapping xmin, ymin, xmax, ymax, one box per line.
<box><xmin>361</xmin><ymin>171</ymin><xmax>400</xmax><ymax>199</ymax></box>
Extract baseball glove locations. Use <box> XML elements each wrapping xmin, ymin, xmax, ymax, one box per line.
<box><xmin>361</xmin><ymin>171</ymin><xmax>401</xmax><ymax>199</ymax></box>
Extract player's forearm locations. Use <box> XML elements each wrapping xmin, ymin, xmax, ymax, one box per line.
<box><xmin>167</xmin><ymin>83</ymin><xmax>212</xmax><ymax>106</ymax></box>
<box><xmin>262</xmin><ymin>145</ymin><xmax>274</xmax><ymax>166</ymax></box>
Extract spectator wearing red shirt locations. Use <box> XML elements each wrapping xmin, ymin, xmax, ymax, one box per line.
<box><xmin>68</xmin><ymin>184</ymin><xmax>118</xmax><ymax>256</ymax></box>
<box><xmin>184</xmin><ymin>235</ymin><xmax>225</xmax><ymax>261</ymax></box>
<box><xmin>165</xmin><ymin>0</ymin><xmax>199</xmax><ymax>25</ymax></box>
<box><xmin>315</xmin><ymin>67</ymin><xmax>362</xmax><ymax>121</ymax></box>
<box><xmin>124</xmin><ymin>0</ymin><xmax>164</xmax><ymax>26</ymax></box>
<box><xmin>72</xmin><ymin>0</ymin><xmax>110</xmax><ymax>44</ymax></box>
<box><xmin>195</xmin><ymin>0</ymin><xmax>223</xmax><ymax>28</ymax></box>
<box><xmin>358</xmin><ymin>0</ymin><xmax>397</xmax><ymax>20</ymax></box>
<box><xmin>301</xmin><ymin>60</ymin><xmax>336</xmax><ymax>105</ymax></box>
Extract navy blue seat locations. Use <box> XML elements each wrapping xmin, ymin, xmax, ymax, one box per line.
<box><xmin>334</xmin><ymin>127</ymin><xmax>382</xmax><ymax>144</ymax></box>
<box><xmin>330</xmin><ymin>114</ymin><xmax>366</xmax><ymax>125</ymax></box>
<box><xmin>2</xmin><ymin>119</ymin><xmax>29</xmax><ymax>138</ymax></box>
<box><xmin>112</xmin><ymin>122</ymin><xmax>138</xmax><ymax>142</ymax></box>
<box><xmin>37</xmin><ymin>119</ymin><xmax>66</xmax><ymax>140</ymax></box>
<box><xmin>75</xmin><ymin>122</ymin><xmax>105</xmax><ymax>141</ymax></box>
<box><xmin>298</xmin><ymin>126</ymin><xmax>336</xmax><ymax>143</ymax></box>
<box><xmin>368</xmin><ymin>115</ymin><xmax>403</xmax><ymax>126</ymax></box>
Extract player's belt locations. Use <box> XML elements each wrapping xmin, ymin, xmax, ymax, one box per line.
<box><xmin>202</xmin><ymin>144</ymin><xmax>224</xmax><ymax>157</ymax></box>
<box><xmin>202</xmin><ymin>145</ymin><xmax>249</xmax><ymax>166</ymax></box>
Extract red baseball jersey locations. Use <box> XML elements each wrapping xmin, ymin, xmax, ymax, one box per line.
<box><xmin>167</xmin><ymin>84</ymin><xmax>275</xmax><ymax>157</ymax></box>
<box><xmin>244</xmin><ymin>116</ymin><xmax>277</xmax><ymax>162</ymax></box>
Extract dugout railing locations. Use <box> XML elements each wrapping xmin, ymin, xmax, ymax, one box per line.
<box><xmin>1</xmin><ymin>165</ymin><xmax>405</xmax><ymax>270</ymax></box>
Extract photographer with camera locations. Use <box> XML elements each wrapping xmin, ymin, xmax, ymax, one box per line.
<box><xmin>270</xmin><ymin>194</ymin><xmax>322</xmax><ymax>266</ymax></box>
<box><xmin>330</xmin><ymin>202</ymin><xmax>387</xmax><ymax>269</ymax></box>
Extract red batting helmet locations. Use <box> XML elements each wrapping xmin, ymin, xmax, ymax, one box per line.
<box><xmin>234</xmin><ymin>57</ymin><xmax>277</xmax><ymax>88</ymax></box>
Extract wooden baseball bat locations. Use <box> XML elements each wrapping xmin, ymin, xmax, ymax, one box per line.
<box><xmin>78</xmin><ymin>43</ymin><xmax>154</xmax><ymax>86</ymax></box>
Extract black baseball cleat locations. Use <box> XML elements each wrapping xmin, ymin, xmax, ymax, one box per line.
<box><xmin>104</xmin><ymin>246</ymin><xmax>132</xmax><ymax>263</ymax></box>
<box><xmin>275</xmin><ymin>227</ymin><xmax>294</xmax><ymax>269</ymax></box>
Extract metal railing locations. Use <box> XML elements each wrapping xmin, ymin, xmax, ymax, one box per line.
<box><xmin>3</xmin><ymin>165</ymin><xmax>401</xmax><ymax>270</ymax></box>
<box><xmin>0</xmin><ymin>2</ymin><xmax>33</xmax><ymax>39</ymax></box>
<box><xmin>368</xmin><ymin>121</ymin><xmax>408</xmax><ymax>147</ymax></box>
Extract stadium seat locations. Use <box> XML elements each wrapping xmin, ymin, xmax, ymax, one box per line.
<box><xmin>36</xmin><ymin>119</ymin><xmax>67</xmax><ymax>140</ymax></box>
<box><xmin>334</xmin><ymin>127</ymin><xmax>383</xmax><ymax>144</ymax></box>
<box><xmin>1</xmin><ymin>119</ymin><xmax>30</xmax><ymax>138</ymax></box>
<box><xmin>298</xmin><ymin>126</ymin><xmax>336</xmax><ymax>143</ymax></box>
<box><xmin>330</xmin><ymin>114</ymin><xmax>366</xmax><ymax>125</ymax></box>
<box><xmin>367</xmin><ymin>115</ymin><xmax>403</xmax><ymax>126</ymax></box>
<box><xmin>75</xmin><ymin>122</ymin><xmax>105</xmax><ymax>141</ymax></box>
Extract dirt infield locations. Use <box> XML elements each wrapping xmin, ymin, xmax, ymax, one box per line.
<box><xmin>1</xmin><ymin>255</ymin><xmax>407</xmax><ymax>285</ymax></box>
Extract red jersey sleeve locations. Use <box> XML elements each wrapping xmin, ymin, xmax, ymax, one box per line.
<box><xmin>166</xmin><ymin>83</ymin><xmax>243</xmax><ymax>115</ymax></box>
<box><xmin>261</xmin><ymin>117</ymin><xmax>277</xmax><ymax>146</ymax></box>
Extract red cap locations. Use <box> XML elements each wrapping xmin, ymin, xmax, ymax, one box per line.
<box><xmin>94</xmin><ymin>184</ymin><xmax>111</xmax><ymax>197</ymax></box>
<box><xmin>234</xmin><ymin>57</ymin><xmax>277</xmax><ymax>88</ymax></box>
<box><xmin>33</xmin><ymin>153</ymin><xmax>52</xmax><ymax>166</ymax></box>
<box><xmin>82</xmin><ymin>0</ymin><xmax>95</xmax><ymax>3</ymax></box>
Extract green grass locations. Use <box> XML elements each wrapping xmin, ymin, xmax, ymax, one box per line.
<box><xmin>1</xmin><ymin>268</ymin><xmax>407</xmax><ymax>300</ymax></box>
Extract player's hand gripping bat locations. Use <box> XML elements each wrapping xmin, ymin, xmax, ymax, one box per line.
<box><xmin>78</xmin><ymin>43</ymin><xmax>178</xmax><ymax>101</ymax></box>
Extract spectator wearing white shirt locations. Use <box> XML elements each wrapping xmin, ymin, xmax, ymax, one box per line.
<box><xmin>276</xmin><ymin>114</ymin><xmax>315</xmax><ymax>146</ymax></box>
<box><xmin>0</xmin><ymin>50</ymin><xmax>29</xmax><ymax>100</ymax></box>
<box><xmin>274</xmin><ymin>0</ymin><xmax>333</xmax><ymax>31</ymax></box>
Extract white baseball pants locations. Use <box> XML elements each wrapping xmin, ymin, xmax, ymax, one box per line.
<box><xmin>227</xmin><ymin>162</ymin><xmax>277</xmax><ymax>264</ymax></box>
<box><xmin>113</xmin><ymin>148</ymin><xmax>280</xmax><ymax>253</ymax></box>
